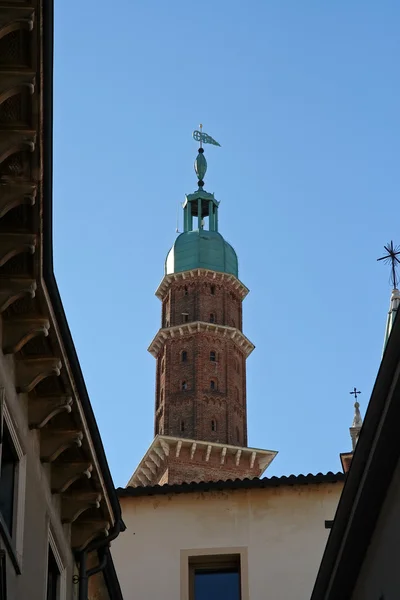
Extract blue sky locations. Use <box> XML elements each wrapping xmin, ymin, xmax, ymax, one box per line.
<box><xmin>53</xmin><ymin>1</ymin><xmax>400</xmax><ymax>486</ymax></box>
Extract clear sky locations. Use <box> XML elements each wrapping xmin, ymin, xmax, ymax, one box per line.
<box><xmin>53</xmin><ymin>1</ymin><xmax>400</xmax><ymax>487</ymax></box>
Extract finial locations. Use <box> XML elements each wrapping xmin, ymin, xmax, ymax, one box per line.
<box><xmin>349</xmin><ymin>388</ymin><xmax>363</xmax><ymax>450</ymax></box>
<box><xmin>192</xmin><ymin>125</ymin><xmax>221</xmax><ymax>189</ymax></box>
<box><xmin>377</xmin><ymin>241</ymin><xmax>400</xmax><ymax>290</ymax></box>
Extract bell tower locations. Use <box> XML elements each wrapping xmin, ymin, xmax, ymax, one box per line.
<box><xmin>127</xmin><ymin>128</ymin><xmax>277</xmax><ymax>487</ymax></box>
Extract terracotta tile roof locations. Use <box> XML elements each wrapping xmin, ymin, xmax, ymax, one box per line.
<box><xmin>117</xmin><ymin>471</ymin><xmax>345</xmax><ymax>498</ymax></box>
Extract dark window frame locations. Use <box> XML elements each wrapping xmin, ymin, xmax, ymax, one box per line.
<box><xmin>210</xmin><ymin>351</ymin><xmax>216</xmax><ymax>362</ymax></box>
<box><xmin>189</xmin><ymin>554</ymin><xmax>241</xmax><ymax>600</ymax></box>
<box><xmin>182</xmin><ymin>351</ymin><xmax>188</xmax><ymax>363</ymax></box>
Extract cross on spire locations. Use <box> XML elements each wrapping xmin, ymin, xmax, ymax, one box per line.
<box><xmin>350</xmin><ymin>387</ymin><xmax>361</xmax><ymax>400</ymax></box>
<box><xmin>377</xmin><ymin>241</ymin><xmax>400</xmax><ymax>289</ymax></box>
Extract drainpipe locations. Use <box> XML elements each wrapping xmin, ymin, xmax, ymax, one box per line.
<box><xmin>77</xmin><ymin>518</ymin><xmax>125</xmax><ymax>600</ymax></box>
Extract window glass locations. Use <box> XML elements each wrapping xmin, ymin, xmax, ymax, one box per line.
<box><xmin>182</xmin><ymin>351</ymin><xmax>188</xmax><ymax>362</ymax></box>
<box><xmin>47</xmin><ymin>546</ymin><xmax>59</xmax><ymax>600</ymax></box>
<box><xmin>210</xmin><ymin>351</ymin><xmax>216</xmax><ymax>362</ymax></box>
<box><xmin>194</xmin><ymin>569</ymin><xmax>240</xmax><ymax>600</ymax></box>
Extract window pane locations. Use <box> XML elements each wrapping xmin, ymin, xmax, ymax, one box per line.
<box><xmin>47</xmin><ymin>547</ymin><xmax>59</xmax><ymax>600</ymax></box>
<box><xmin>194</xmin><ymin>569</ymin><xmax>240</xmax><ymax>600</ymax></box>
<box><xmin>0</xmin><ymin>428</ymin><xmax>16</xmax><ymax>535</ymax></box>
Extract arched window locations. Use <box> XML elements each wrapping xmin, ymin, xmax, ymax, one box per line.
<box><xmin>181</xmin><ymin>350</ymin><xmax>188</xmax><ymax>363</ymax></box>
<box><xmin>211</xmin><ymin>285</ymin><xmax>215</xmax><ymax>295</ymax></box>
<box><xmin>210</xmin><ymin>380</ymin><xmax>216</xmax><ymax>391</ymax></box>
<box><xmin>236</xmin><ymin>426</ymin><xmax>240</xmax><ymax>442</ymax></box>
<box><xmin>181</xmin><ymin>381</ymin><xmax>187</xmax><ymax>391</ymax></box>
<box><xmin>180</xmin><ymin>420</ymin><xmax>185</xmax><ymax>432</ymax></box>
<box><xmin>209</xmin><ymin>313</ymin><xmax>216</xmax><ymax>324</ymax></box>
<box><xmin>210</xmin><ymin>351</ymin><xmax>216</xmax><ymax>362</ymax></box>
<box><xmin>184</xmin><ymin>285</ymin><xmax>188</xmax><ymax>296</ymax></box>
<box><xmin>211</xmin><ymin>419</ymin><xmax>217</xmax><ymax>432</ymax></box>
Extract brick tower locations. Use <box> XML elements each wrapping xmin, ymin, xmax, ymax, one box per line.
<box><xmin>128</xmin><ymin>128</ymin><xmax>277</xmax><ymax>487</ymax></box>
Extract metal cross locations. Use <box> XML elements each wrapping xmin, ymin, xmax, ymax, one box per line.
<box><xmin>377</xmin><ymin>241</ymin><xmax>400</xmax><ymax>289</ymax></box>
<box><xmin>350</xmin><ymin>387</ymin><xmax>361</xmax><ymax>400</ymax></box>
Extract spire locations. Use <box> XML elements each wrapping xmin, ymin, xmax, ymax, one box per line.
<box><xmin>192</xmin><ymin>124</ymin><xmax>220</xmax><ymax>189</ymax></box>
<box><xmin>377</xmin><ymin>241</ymin><xmax>400</xmax><ymax>353</ymax></box>
<box><xmin>349</xmin><ymin>388</ymin><xmax>362</xmax><ymax>450</ymax></box>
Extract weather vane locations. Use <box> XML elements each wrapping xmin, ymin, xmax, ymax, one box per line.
<box><xmin>192</xmin><ymin>124</ymin><xmax>221</xmax><ymax>188</ymax></box>
<box><xmin>377</xmin><ymin>241</ymin><xmax>400</xmax><ymax>289</ymax></box>
<box><xmin>192</xmin><ymin>124</ymin><xmax>221</xmax><ymax>148</ymax></box>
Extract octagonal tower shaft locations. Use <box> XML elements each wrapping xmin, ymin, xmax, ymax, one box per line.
<box><xmin>150</xmin><ymin>270</ymin><xmax>253</xmax><ymax>448</ymax></box>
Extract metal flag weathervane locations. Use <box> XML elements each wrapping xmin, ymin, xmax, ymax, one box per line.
<box><xmin>377</xmin><ymin>241</ymin><xmax>400</xmax><ymax>289</ymax></box>
<box><xmin>193</xmin><ymin>124</ymin><xmax>221</xmax><ymax>148</ymax></box>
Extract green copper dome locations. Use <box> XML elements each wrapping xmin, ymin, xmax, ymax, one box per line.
<box><xmin>165</xmin><ymin>230</ymin><xmax>238</xmax><ymax>277</ymax></box>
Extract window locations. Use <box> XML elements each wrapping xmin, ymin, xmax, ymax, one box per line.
<box><xmin>46</xmin><ymin>546</ymin><xmax>59</xmax><ymax>600</ymax></box>
<box><xmin>210</xmin><ymin>380</ymin><xmax>216</xmax><ymax>391</ymax></box>
<box><xmin>210</xmin><ymin>285</ymin><xmax>215</xmax><ymax>295</ymax></box>
<box><xmin>184</xmin><ymin>285</ymin><xmax>189</xmax><ymax>296</ymax></box>
<box><xmin>189</xmin><ymin>554</ymin><xmax>241</xmax><ymax>600</ymax></box>
<box><xmin>211</xmin><ymin>420</ymin><xmax>217</xmax><ymax>432</ymax></box>
<box><xmin>0</xmin><ymin>424</ymin><xmax>17</xmax><ymax>536</ymax></box>
<box><xmin>209</xmin><ymin>313</ymin><xmax>215</xmax><ymax>324</ymax></box>
<box><xmin>181</xmin><ymin>381</ymin><xmax>188</xmax><ymax>391</ymax></box>
<box><xmin>182</xmin><ymin>313</ymin><xmax>189</xmax><ymax>323</ymax></box>
<box><xmin>182</xmin><ymin>351</ymin><xmax>188</xmax><ymax>363</ymax></box>
<box><xmin>180</xmin><ymin>421</ymin><xmax>185</xmax><ymax>433</ymax></box>
<box><xmin>210</xmin><ymin>351</ymin><xmax>216</xmax><ymax>362</ymax></box>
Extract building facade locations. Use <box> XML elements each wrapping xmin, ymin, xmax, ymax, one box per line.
<box><xmin>0</xmin><ymin>3</ymin><xmax>124</xmax><ymax>599</ymax></box>
<box><xmin>114</xmin><ymin>474</ymin><xmax>344</xmax><ymax>600</ymax></box>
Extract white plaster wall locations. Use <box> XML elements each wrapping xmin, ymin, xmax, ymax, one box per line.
<box><xmin>112</xmin><ymin>483</ymin><xmax>343</xmax><ymax>600</ymax></box>
<box><xmin>352</xmin><ymin>457</ymin><xmax>400</xmax><ymax>600</ymax></box>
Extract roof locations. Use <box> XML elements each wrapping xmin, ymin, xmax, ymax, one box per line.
<box><xmin>165</xmin><ymin>230</ymin><xmax>238</xmax><ymax>278</ymax></box>
<box><xmin>310</xmin><ymin>307</ymin><xmax>400</xmax><ymax>599</ymax></box>
<box><xmin>126</xmin><ymin>434</ymin><xmax>277</xmax><ymax>488</ymax></box>
<box><xmin>117</xmin><ymin>471</ymin><xmax>345</xmax><ymax>498</ymax></box>
<box><xmin>42</xmin><ymin>0</ymin><xmax>124</xmax><ymax>539</ymax></box>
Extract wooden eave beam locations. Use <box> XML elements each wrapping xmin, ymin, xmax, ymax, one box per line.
<box><xmin>51</xmin><ymin>463</ymin><xmax>93</xmax><ymax>494</ymax></box>
<box><xmin>28</xmin><ymin>395</ymin><xmax>73</xmax><ymax>429</ymax></box>
<box><xmin>0</xmin><ymin>279</ymin><xmax>36</xmax><ymax>313</ymax></box>
<box><xmin>40</xmin><ymin>429</ymin><xmax>83</xmax><ymax>463</ymax></box>
<box><xmin>61</xmin><ymin>492</ymin><xmax>102</xmax><ymax>524</ymax></box>
<box><xmin>2</xmin><ymin>315</ymin><xmax>50</xmax><ymax>354</ymax></box>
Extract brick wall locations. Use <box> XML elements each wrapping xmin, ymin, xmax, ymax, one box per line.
<box><xmin>153</xmin><ymin>272</ymin><xmax>249</xmax><ymax>447</ymax></box>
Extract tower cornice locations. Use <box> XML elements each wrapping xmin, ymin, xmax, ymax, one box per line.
<box><xmin>155</xmin><ymin>269</ymin><xmax>249</xmax><ymax>301</ymax></box>
<box><xmin>148</xmin><ymin>321</ymin><xmax>255</xmax><ymax>358</ymax></box>
<box><xmin>127</xmin><ymin>435</ymin><xmax>278</xmax><ymax>488</ymax></box>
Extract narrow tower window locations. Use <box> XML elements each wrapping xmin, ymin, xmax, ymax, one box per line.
<box><xmin>209</xmin><ymin>313</ymin><xmax>215</xmax><ymax>323</ymax></box>
<box><xmin>180</xmin><ymin>420</ymin><xmax>185</xmax><ymax>432</ymax></box>
<box><xmin>184</xmin><ymin>285</ymin><xmax>188</xmax><ymax>296</ymax></box>
<box><xmin>211</xmin><ymin>285</ymin><xmax>215</xmax><ymax>295</ymax></box>
<box><xmin>181</xmin><ymin>350</ymin><xmax>187</xmax><ymax>362</ymax></box>
<box><xmin>210</xmin><ymin>380</ymin><xmax>216</xmax><ymax>390</ymax></box>
<box><xmin>181</xmin><ymin>381</ymin><xmax>187</xmax><ymax>391</ymax></box>
<box><xmin>211</xmin><ymin>419</ymin><xmax>217</xmax><ymax>432</ymax></box>
<box><xmin>182</xmin><ymin>313</ymin><xmax>189</xmax><ymax>323</ymax></box>
<box><xmin>210</xmin><ymin>351</ymin><xmax>216</xmax><ymax>362</ymax></box>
